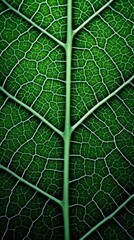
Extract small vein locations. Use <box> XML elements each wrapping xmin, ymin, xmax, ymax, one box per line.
<box><xmin>1</xmin><ymin>0</ymin><xmax>66</xmax><ymax>49</ymax></box>
<box><xmin>72</xmin><ymin>75</ymin><xmax>134</xmax><ymax>132</ymax></box>
<box><xmin>80</xmin><ymin>194</ymin><xmax>134</xmax><ymax>240</ymax></box>
<box><xmin>73</xmin><ymin>0</ymin><xmax>114</xmax><ymax>36</ymax></box>
<box><xmin>0</xmin><ymin>86</ymin><xmax>64</xmax><ymax>138</ymax></box>
<box><xmin>0</xmin><ymin>164</ymin><xmax>62</xmax><ymax>207</ymax></box>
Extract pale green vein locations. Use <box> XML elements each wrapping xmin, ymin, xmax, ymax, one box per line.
<box><xmin>62</xmin><ymin>0</ymin><xmax>73</xmax><ymax>240</ymax></box>
<box><xmin>0</xmin><ymin>164</ymin><xmax>62</xmax><ymax>206</ymax></box>
<box><xmin>1</xmin><ymin>0</ymin><xmax>66</xmax><ymax>49</ymax></box>
<box><xmin>72</xmin><ymin>75</ymin><xmax>134</xmax><ymax>132</ymax></box>
<box><xmin>0</xmin><ymin>87</ymin><xmax>63</xmax><ymax>138</ymax></box>
<box><xmin>80</xmin><ymin>194</ymin><xmax>134</xmax><ymax>240</ymax></box>
<box><xmin>73</xmin><ymin>0</ymin><xmax>114</xmax><ymax>36</ymax></box>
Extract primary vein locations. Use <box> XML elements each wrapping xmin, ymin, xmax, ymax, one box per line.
<box><xmin>0</xmin><ymin>164</ymin><xmax>62</xmax><ymax>206</ymax></box>
<box><xmin>72</xmin><ymin>75</ymin><xmax>134</xmax><ymax>132</ymax></box>
<box><xmin>1</xmin><ymin>0</ymin><xmax>66</xmax><ymax>49</ymax></box>
<box><xmin>0</xmin><ymin>86</ymin><xmax>63</xmax><ymax>138</ymax></box>
<box><xmin>62</xmin><ymin>1</ymin><xmax>73</xmax><ymax>240</ymax></box>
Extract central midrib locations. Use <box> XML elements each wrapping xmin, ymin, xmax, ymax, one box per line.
<box><xmin>62</xmin><ymin>0</ymin><xmax>73</xmax><ymax>240</ymax></box>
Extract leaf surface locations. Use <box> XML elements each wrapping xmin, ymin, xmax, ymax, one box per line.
<box><xmin>0</xmin><ymin>0</ymin><xmax>134</xmax><ymax>239</ymax></box>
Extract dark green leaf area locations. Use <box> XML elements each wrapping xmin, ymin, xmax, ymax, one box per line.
<box><xmin>70</xmin><ymin>86</ymin><xmax>134</xmax><ymax>238</ymax></box>
<box><xmin>86</xmin><ymin>5</ymin><xmax>134</xmax><ymax>78</ymax></box>
<box><xmin>0</xmin><ymin>97</ymin><xmax>63</xmax><ymax>198</ymax></box>
<box><xmin>70</xmin><ymin>85</ymin><xmax>134</xmax><ymax>184</ymax></box>
<box><xmin>71</xmin><ymin>36</ymin><xmax>121</xmax><ymax>124</ymax></box>
<box><xmin>70</xmin><ymin>171</ymin><xmax>132</xmax><ymax>239</ymax></box>
<box><xmin>0</xmin><ymin>11</ymin><xmax>66</xmax><ymax>129</ymax></box>
<box><xmin>5</xmin><ymin>0</ymin><xmax>67</xmax><ymax>41</ymax></box>
<box><xmin>102</xmin><ymin>2</ymin><xmax>134</xmax><ymax>42</ymax></box>
<box><xmin>110</xmin><ymin>0</ymin><xmax>134</xmax><ymax>23</ymax></box>
<box><xmin>105</xmin><ymin>151</ymin><xmax>134</xmax><ymax>195</ymax></box>
<box><xmin>93</xmin><ymin>86</ymin><xmax>134</xmax><ymax>135</ymax></box>
<box><xmin>114</xmin><ymin>200</ymin><xmax>134</xmax><ymax>238</ymax></box>
<box><xmin>71</xmin><ymin>3</ymin><xmax>134</xmax><ymax>124</ymax></box>
<box><xmin>0</xmin><ymin>171</ymin><xmax>64</xmax><ymax>240</ymax></box>
<box><xmin>89</xmin><ymin>200</ymin><xmax>134</xmax><ymax>240</ymax></box>
<box><xmin>30</xmin><ymin>80</ymin><xmax>65</xmax><ymax>131</ymax></box>
<box><xmin>72</xmin><ymin>0</ymin><xmax>107</xmax><ymax>29</ymax></box>
<box><xmin>70</xmin><ymin>197</ymin><xmax>116</xmax><ymax>240</ymax></box>
<box><xmin>71</xmin><ymin>117</ymin><xmax>114</xmax><ymax>161</ymax></box>
<box><xmin>0</xmin><ymin>10</ymin><xmax>29</xmax><ymax>48</ymax></box>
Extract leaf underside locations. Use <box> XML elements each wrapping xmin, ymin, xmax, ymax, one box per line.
<box><xmin>0</xmin><ymin>0</ymin><xmax>134</xmax><ymax>240</ymax></box>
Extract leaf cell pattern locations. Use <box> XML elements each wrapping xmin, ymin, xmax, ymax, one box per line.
<box><xmin>0</xmin><ymin>0</ymin><xmax>134</xmax><ymax>240</ymax></box>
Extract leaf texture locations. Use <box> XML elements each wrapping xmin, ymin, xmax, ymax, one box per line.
<box><xmin>0</xmin><ymin>0</ymin><xmax>134</xmax><ymax>239</ymax></box>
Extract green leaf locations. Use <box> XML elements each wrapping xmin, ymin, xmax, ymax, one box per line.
<box><xmin>0</xmin><ymin>0</ymin><xmax>134</xmax><ymax>239</ymax></box>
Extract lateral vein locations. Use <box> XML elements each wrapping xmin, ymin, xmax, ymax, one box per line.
<box><xmin>0</xmin><ymin>164</ymin><xmax>62</xmax><ymax>206</ymax></box>
<box><xmin>72</xmin><ymin>75</ymin><xmax>134</xmax><ymax>132</ymax></box>
<box><xmin>1</xmin><ymin>0</ymin><xmax>66</xmax><ymax>49</ymax></box>
<box><xmin>0</xmin><ymin>86</ymin><xmax>64</xmax><ymax>138</ymax></box>
<box><xmin>80</xmin><ymin>194</ymin><xmax>134</xmax><ymax>240</ymax></box>
<box><xmin>73</xmin><ymin>0</ymin><xmax>114</xmax><ymax>36</ymax></box>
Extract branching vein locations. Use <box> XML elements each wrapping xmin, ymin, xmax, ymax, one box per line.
<box><xmin>0</xmin><ymin>164</ymin><xmax>62</xmax><ymax>207</ymax></box>
<box><xmin>73</xmin><ymin>0</ymin><xmax>114</xmax><ymax>36</ymax></box>
<box><xmin>80</xmin><ymin>194</ymin><xmax>134</xmax><ymax>240</ymax></box>
<box><xmin>72</xmin><ymin>75</ymin><xmax>134</xmax><ymax>132</ymax></box>
<box><xmin>1</xmin><ymin>0</ymin><xmax>66</xmax><ymax>49</ymax></box>
<box><xmin>0</xmin><ymin>86</ymin><xmax>64</xmax><ymax>138</ymax></box>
